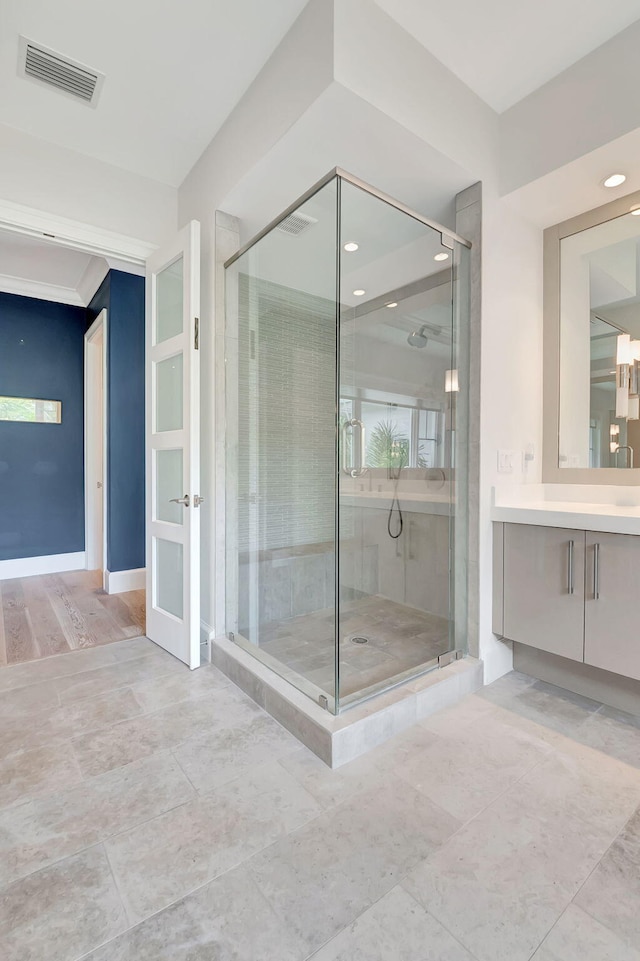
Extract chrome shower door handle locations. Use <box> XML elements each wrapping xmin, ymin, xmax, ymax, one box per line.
<box><xmin>341</xmin><ymin>418</ymin><xmax>367</xmax><ymax>477</ymax></box>
<box><xmin>353</xmin><ymin>418</ymin><xmax>366</xmax><ymax>477</ymax></box>
<box><xmin>341</xmin><ymin>421</ymin><xmax>351</xmax><ymax>476</ymax></box>
<box><xmin>170</xmin><ymin>494</ymin><xmax>191</xmax><ymax>507</ymax></box>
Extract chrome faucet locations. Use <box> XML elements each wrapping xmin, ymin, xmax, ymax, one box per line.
<box><xmin>615</xmin><ymin>445</ymin><xmax>634</xmax><ymax>468</ymax></box>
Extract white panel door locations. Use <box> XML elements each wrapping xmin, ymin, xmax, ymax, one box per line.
<box><xmin>145</xmin><ymin>221</ymin><xmax>201</xmax><ymax>668</ymax></box>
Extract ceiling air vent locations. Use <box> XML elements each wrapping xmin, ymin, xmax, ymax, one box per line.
<box><xmin>276</xmin><ymin>212</ymin><xmax>318</xmax><ymax>237</ymax></box>
<box><xmin>18</xmin><ymin>37</ymin><xmax>104</xmax><ymax>107</ymax></box>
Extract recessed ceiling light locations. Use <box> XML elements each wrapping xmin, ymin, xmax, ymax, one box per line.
<box><xmin>434</xmin><ymin>252</ymin><xmax>449</xmax><ymax>262</ymax></box>
<box><xmin>386</xmin><ymin>302</ymin><xmax>398</xmax><ymax>308</ymax></box>
<box><xmin>343</xmin><ymin>242</ymin><xmax>359</xmax><ymax>252</ymax></box>
<box><xmin>353</xmin><ymin>289</ymin><xmax>365</xmax><ymax>297</ymax></box>
<box><xmin>630</xmin><ymin>206</ymin><xmax>640</xmax><ymax>216</ymax></box>
<box><xmin>603</xmin><ymin>173</ymin><xmax>626</xmax><ymax>188</ymax></box>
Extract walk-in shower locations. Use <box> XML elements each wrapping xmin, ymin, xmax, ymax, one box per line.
<box><xmin>224</xmin><ymin>169</ymin><xmax>470</xmax><ymax>714</ymax></box>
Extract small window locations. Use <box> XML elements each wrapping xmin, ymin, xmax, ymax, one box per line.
<box><xmin>0</xmin><ymin>396</ymin><xmax>62</xmax><ymax>424</ymax></box>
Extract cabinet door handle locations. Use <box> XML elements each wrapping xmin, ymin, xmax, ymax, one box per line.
<box><xmin>593</xmin><ymin>542</ymin><xmax>600</xmax><ymax>600</ymax></box>
<box><xmin>567</xmin><ymin>539</ymin><xmax>574</xmax><ymax>595</ymax></box>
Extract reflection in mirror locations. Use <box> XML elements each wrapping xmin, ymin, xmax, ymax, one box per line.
<box><xmin>559</xmin><ymin>210</ymin><xmax>640</xmax><ymax>468</ymax></box>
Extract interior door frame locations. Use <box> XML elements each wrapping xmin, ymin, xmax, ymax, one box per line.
<box><xmin>84</xmin><ymin>310</ymin><xmax>108</xmax><ymax>580</ymax></box>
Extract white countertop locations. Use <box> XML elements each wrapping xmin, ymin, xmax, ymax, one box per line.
<box><xmin>492</xmin><ymin>485</ymin><xmax>640</xmax><ymax>535</ymax></box>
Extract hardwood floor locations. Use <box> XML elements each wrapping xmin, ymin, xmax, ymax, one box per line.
<box><xmin>0</xmin><ymin>569</ymin><xmax>145</xmax><ymax>667</ymax></box>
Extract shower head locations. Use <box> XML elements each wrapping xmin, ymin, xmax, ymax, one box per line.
<box><xmin>407</xmin><ymin>326</ymin><xmax>428</xmax><ymax>348</ymax></box>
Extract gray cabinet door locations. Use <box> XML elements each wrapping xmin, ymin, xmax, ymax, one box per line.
<box><xmin>584</xmin><ymin>532</ymin><xmax>640</xmax><ymax>682</ymax></box>
<box><xmin>503</xmin><ymin>524</ymin><xmax>585</xmax><ymax>660</ymax></box>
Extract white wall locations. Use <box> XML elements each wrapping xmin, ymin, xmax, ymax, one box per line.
<box><xmin>0</xmin><ymin>122</ymin><xmax>177</xmax><ymax>245</ymax></box>
<box><xmin>179</xmin><ymin>0</ymin><xmax>334</xmax><ymax>225</ymax></box>
<box><xmin>480</xmin><ymin>191</ymin><xmax>544</xmax><ymax>679</ymax></box>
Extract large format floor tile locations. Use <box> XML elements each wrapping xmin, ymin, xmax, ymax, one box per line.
<box><xmin>0</xmin><ymin>845</ymin><xmax>128</xmax><ymax>961</ymax></box>
<box><xmin>309</xmin><ymin>885</ymin><xmax>475</xmax><ymax>960</ymax></box>
<box><xmin>82</xmin><ymin>865</ymin><xmax>309</xmax><ymax>961</ymax></box>
<box><xmin>478</xmin><ymin>674</ymin><xmax>601</xmax><ymax>737</ymax></box>
<box><xmin>54</xmin><ymin>651</ymin><xmax>183</xmax><ymax>704</ymax></box>
<box><xmin>402</xmin><ymin>740</ymin><xmax>640</xmax><ymax>961</ymax></box>
<box><xmin>394</xmin><ymin>708</ymin><xmax>550</xmax><ymax>821</ymax></box>
<box><xmin>105</xmin><ymin>761</ymin><xmax>321</xmax><ymax>923</ymax></box>
<box><xmin>0</xmin><ymin>752</ymin><xmax>195</xmax><ymax>887</ymax></box>
<box><xmin>247</xmin><ymin>778</ymin><xmax>460</xmax><ymax>954</ymax></box>
<box><xmin>574</xmin><ymin>803</ymin><xmax>640</xmax><ymax>952</ymax></box>
<box><xmin>1</xmin><ymin>655</ymin><xmax>639</xmax><ymax>961</ymax></box>
<box><xmin>71</xmin><ymin>684</ymin><xmax>263</xmax><ymax>777</ymax></box>
<box><xmin>0</xmin><ymin>741</ymin><xmax>83</xmax><ymax>810</ymax></box>
<box><xmin>173</xmin><ymin>711</ymin><xmax>299</xmax><ymax>792</ymax></box>
<box><xmin>531</xmin><ymin>903</ymin><xmax>640</xmax><ymax>961</ymax></box>
<box><xmin>576</xmin><ymin>707</ymin><xmax>640</xmax><ymax>768</ymax></box>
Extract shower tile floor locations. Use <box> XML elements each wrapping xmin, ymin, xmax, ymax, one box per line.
<box><xmin>258</xmin><ymin>595</ymin><xmax>450</xmax><ymax>697</ymax></box>
<box><xmin>1</xmin><ymin>639</ymin><xmax>639</xmax><ymax>961</ymax></box>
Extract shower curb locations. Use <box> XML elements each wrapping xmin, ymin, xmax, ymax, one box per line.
<box><xmin>211</xmin><ymin>635</ymin><xmax>483</xmax><ymax>767</ymax></box>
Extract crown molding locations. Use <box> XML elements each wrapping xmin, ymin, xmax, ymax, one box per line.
<box><xmin>0</xmin><ymin>198</ymin><xmax>157</xmax><ymax>264</ymax></box>
<box><xmin>77</xmin><ymin>257</ymin><xmax>109</xmax><ymax>305</ymax></box>
<box><xmin>0</xmin><ymin>273</ymin><xmax>85</xmax><ymax>306</ymax></box>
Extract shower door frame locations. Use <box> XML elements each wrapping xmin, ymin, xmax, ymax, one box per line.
<box><xmin>225</xmin><ymin>168</ymin><xmax>471</xmax><ymax>271</ymax></box>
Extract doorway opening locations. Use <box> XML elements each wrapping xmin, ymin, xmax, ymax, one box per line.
<box><xmin>0</xmin><ymin>207</ymin><xmax>150</xmax><ymax>666</ymax></box>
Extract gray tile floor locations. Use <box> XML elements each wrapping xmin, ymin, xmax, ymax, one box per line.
<box><xmin>1</xmin><ymin>639</ymin><xmax>639</xmax><ymax>961</ymax></box>
<box><xmin>260</xmin><ymin>595</ymin><xmax>450</xmax><ymax>697</ymax></box>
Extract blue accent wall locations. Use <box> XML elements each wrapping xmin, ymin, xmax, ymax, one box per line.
<box><xmin>0</xmin><ymin>292</ymin><xmax>86</xmax><ymax>561</ymax></box>
<box><xmin>88</xmin><ymin>271</ymin><xmax>145</xmax><ymax>573</ymax></box>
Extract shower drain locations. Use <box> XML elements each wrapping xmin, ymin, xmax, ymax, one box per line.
<box><xmin>349</xmin><ymin>635</ymin><xmax>369</xmax><ymax>644</ymax></box>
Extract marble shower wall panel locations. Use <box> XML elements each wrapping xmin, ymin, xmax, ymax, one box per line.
<box><xmin>237</xmin><ymin>542</ymin><xmax>380</xmax><ymax>637</ymax></box>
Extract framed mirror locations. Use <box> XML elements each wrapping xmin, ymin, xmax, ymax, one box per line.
<box><xmin>544</xmin><ymin>188</ymin><xmax>640</xmax><ymax>483</ymax></box>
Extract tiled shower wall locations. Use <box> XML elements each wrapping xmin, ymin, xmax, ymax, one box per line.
<box><xmin>237</xmin><ymin>272</ymin><xmax>337</xmax><ymax>554</ymax></box>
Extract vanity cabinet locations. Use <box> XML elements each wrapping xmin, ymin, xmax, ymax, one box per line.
<box><xmin>496</xmin><ymin>522</ymin><xmax>640</xmax><ymax>683</ymax></box>
<box><xmin>503</xmin><ymin>524</ymin><xmax>585</xmax><ymax>662</ymax></box>
<box><xmin>584</xmin><ymin>532</ymin><xmax>640</xmax><ymax>682</ymax></box>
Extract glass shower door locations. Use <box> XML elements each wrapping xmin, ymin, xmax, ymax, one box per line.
<box><xmin>337</xmin><ymin>179</ymin><xmax>456</xmax><ymax>706</ymax></box>
<box><xmin>224</xmin><ymin>178</ymin><xmax>340</xmax><ymax>711</ymax></box>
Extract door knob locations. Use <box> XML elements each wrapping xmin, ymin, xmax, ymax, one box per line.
<box><xmin>169</xmin><ymin>494</ymin><xmax>190</xmax><ymax>507</ymax></box>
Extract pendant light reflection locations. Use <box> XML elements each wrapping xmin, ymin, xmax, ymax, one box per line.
<box><xmin>445</xmin><ymin>369</ymin><xmax>459</xmax><ymax>393</ymax></box>
<box><xmin>615</xmin><ymin>333</ymin><xmax>640</xmax><ymax>420</ymax></box>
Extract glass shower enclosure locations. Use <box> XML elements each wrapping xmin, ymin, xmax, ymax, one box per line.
<box><xmin>224</xmin><ymin>169</ymin><xmax>470</xmax><ymax>713</ymax></box>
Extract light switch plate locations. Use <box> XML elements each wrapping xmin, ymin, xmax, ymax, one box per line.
<box><xmin>497</xmin><ymin>449</ymin><xmax>516</xmax><ymax>473</ymax></box>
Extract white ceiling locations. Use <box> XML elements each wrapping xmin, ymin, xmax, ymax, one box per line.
<box><xmin>0</xmin><ymin>228</ymin><xmax>142</xmax><ymax>305</ymax></box>
<box><xmin>0</xmin><ymin>0</ymin><xmax>308</xmax><ymax>186</ymax></box>
<box><xmin>375</xmin><ymin>0</ymin><xmax>640</xmax><ymax>112</ymax></box>
<box><xmin>0</xmin><ymin>230</ymin><xmax>92</xmax><ymax>289</ymax></box>
<box><xmin>2</xmin><ymin>0</ymin><xmax>639</xmax><ymax>194</ymax></box>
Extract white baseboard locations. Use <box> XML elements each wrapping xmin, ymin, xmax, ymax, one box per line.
<box><xmin>105</xmin><ymin>568</ymin><xmax>146</xmax><ymax>594</ymax></box>
<box><xmin>0</xmin><ymin>551</ymin><xmax>86</xmax><ymax>581</ymax></box>
<box><xmin>200</xmin><ymin>620</ymin><xmax>215</xmax><ymax>643</ymax></box>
